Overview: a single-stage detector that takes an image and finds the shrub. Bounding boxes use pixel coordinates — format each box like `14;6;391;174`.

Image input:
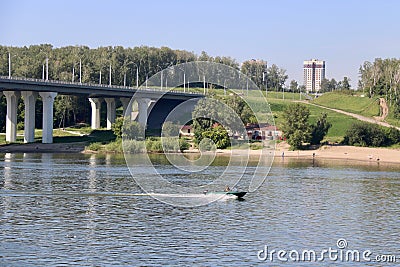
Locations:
343;122;389;147
386;127;400;145
179;139;190;151
111;117;124;138
104;140;122;152
161;137;180;152
86;142;102;151
123;140;145;153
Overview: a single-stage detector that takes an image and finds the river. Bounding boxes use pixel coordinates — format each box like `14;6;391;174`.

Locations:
1;153;399;266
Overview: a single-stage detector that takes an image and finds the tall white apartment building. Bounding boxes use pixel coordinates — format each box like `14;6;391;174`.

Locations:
303;59;325;93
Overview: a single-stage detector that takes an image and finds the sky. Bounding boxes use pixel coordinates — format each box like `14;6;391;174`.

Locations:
1;0;400;87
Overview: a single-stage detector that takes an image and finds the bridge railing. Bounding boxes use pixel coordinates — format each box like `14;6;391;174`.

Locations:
0;76;203;96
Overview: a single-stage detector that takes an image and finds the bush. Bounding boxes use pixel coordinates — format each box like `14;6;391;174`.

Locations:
161;137;180;152
104;140;123;152
198;138;216;151
146;138;163;152
122;120;145;140
386;127;400;145
179;139;190;151
123;140;145;153
111;117;124;138
343;122;391;147
86;142;102;151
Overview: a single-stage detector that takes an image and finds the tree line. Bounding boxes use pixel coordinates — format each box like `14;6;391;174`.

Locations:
359;58;400;118
240;59;288;91
1;44;286;131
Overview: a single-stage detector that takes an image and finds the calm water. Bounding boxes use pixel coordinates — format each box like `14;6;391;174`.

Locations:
1;153;399;266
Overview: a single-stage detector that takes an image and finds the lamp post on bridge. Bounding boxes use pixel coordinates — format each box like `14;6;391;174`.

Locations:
7;52;18;79
159;62;174;91
122;61;135;87
8;52;11;79
133;63;139;89
109;63;112;86
46;57;49;81
71;59;82;83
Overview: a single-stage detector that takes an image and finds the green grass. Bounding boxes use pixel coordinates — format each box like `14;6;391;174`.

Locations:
0;127;115;145
240;92;359;143
385;112;400;128
312;92;380;117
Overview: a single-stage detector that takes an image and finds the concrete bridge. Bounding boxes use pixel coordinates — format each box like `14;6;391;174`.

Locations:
0;76;202;143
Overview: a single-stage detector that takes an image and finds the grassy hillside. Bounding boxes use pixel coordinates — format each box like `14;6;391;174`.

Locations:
312;92;380;118
240;90;358;143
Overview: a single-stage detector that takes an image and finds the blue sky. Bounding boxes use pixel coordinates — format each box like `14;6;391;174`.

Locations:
1;0;400;87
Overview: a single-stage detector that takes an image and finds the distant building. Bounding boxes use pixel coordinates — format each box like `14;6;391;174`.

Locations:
245;123;282;140
179;125;194;137
303;59;325;93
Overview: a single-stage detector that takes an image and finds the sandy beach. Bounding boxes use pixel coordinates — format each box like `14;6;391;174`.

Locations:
274;142;400;164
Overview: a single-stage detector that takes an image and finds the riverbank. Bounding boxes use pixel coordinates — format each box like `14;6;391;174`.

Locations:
1;141;399;164
274;142;400;164
0;142;86;153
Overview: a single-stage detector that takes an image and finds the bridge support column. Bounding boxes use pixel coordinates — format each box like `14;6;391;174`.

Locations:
4;91;20;142
89;98;102;129
39;92;57;143
120;97;131;118
136;98;151;127
21;91;38;143
104;98;116;130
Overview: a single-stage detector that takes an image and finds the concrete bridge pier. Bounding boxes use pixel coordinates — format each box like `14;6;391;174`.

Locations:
89;98;102;129
136;98;152;127
39;92;57;143
21;91;38;143
104;98;116;130
3;91;20;142
120;97;131;119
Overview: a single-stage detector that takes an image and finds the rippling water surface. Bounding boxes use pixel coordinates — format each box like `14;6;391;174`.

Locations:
1;153;399;266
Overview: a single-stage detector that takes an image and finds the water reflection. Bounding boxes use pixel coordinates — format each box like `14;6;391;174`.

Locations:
0;153;399;266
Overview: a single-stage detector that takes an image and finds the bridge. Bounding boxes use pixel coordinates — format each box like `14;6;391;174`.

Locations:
0;76;203;143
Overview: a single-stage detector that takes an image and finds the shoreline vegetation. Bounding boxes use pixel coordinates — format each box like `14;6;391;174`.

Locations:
1;139;399;164
1;88;399;164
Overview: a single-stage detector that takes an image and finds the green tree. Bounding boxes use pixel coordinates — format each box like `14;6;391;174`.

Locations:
289;80;298;92
341;77;351;90
201;125;230;149
111;117;124;138
161;121;180;137
240;59;267;89
266;64;288;91
310;113;332;145
122;120;145;140
281;103;311;150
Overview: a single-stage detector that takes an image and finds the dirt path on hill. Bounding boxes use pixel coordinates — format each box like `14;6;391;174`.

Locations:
303;102;400;130
374;98;389;121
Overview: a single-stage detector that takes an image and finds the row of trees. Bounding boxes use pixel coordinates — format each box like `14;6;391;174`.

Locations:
240;59;288;91
1;45;240;86
320;77;351;92
0;45;282;130
359;58;400;107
